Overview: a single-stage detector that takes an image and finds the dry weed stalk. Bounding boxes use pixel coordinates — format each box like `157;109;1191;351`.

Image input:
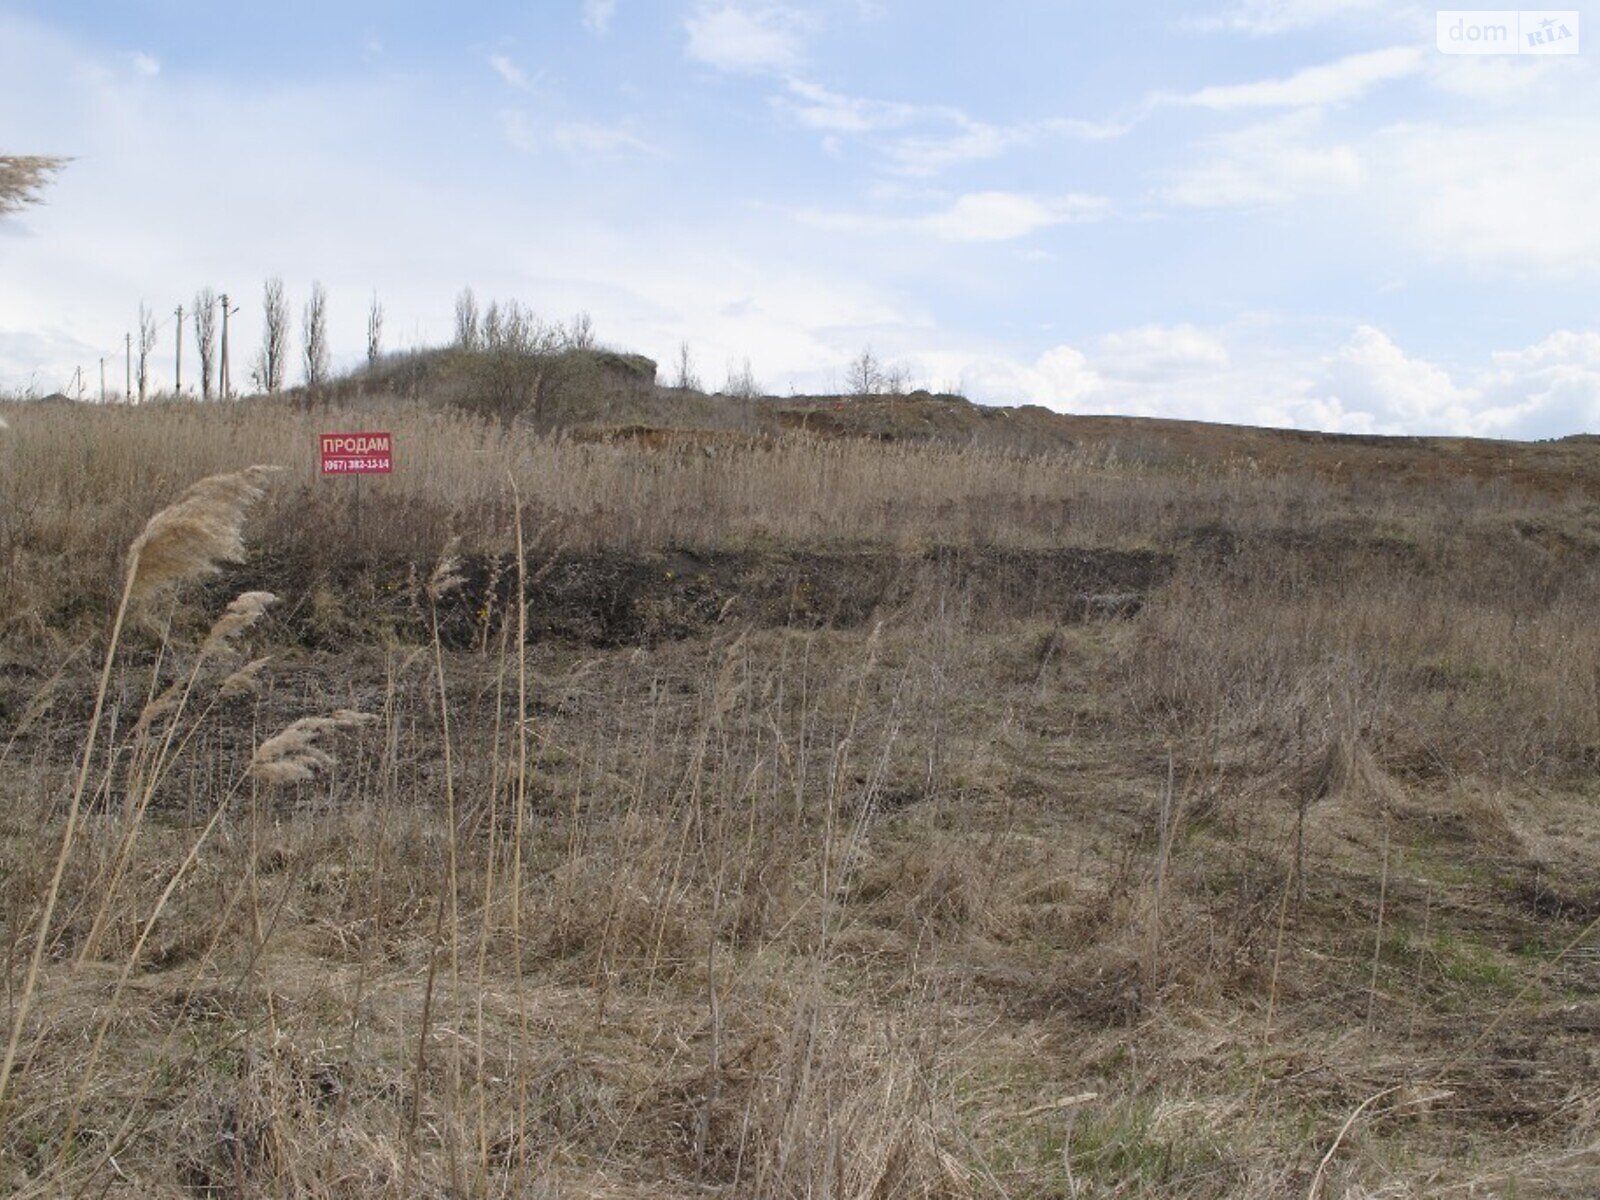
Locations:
80;590;280;962
0;465;281;1113
415;537;467;1192
510;479;539;1175
129;593;276;737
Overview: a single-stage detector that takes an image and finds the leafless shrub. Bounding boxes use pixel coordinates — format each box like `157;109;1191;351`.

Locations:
847;347;882;398
566;311;596;351
673;341;702;392
463;298;565;426
848;347;911;397
725;357;761;400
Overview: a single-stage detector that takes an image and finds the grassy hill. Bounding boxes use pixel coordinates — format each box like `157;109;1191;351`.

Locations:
1;370;1599;1197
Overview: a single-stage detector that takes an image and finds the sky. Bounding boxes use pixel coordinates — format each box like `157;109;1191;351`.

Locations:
2;0;1598;437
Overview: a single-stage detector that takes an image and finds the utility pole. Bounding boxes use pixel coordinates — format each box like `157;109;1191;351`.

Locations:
100;357;106;404
174;304;184;396
124;333;132;402
219;293;233;399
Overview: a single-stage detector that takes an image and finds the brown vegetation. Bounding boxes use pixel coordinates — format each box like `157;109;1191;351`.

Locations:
0;155;67;216
2;388;1599;1197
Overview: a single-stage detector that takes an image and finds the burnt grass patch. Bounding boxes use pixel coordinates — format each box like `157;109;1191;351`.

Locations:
219;544;1175;651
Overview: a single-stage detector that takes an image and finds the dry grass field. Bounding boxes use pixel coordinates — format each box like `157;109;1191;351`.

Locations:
2;385;1600;1198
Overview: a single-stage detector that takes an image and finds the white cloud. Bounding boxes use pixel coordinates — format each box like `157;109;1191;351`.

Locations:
1373;119;1600;279
800;191;1110;242
883;122;1028;176
1162;80;1600;274
920;192;1108;241
1200;0;1396;36
1178;45;1423;110
776;79;1125;176
1034;346;1102;402
780;79;935;134
1306;327;1600;437
131;51;160;77
582;0;618;35
936;346;1103;408
913;322;1288;421
1476;332;1600;435
1320;325;1475;430
488;53;528;89
1096;324;1232;377
906;321;1600;439
1162;110;1363;208
685;3;807;74
498;109;659;157
550;120;660;157
1426;55;1565;101
0;329;109;397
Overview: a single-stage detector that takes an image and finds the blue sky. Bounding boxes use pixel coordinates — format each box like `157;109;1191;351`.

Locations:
2;0;1598;435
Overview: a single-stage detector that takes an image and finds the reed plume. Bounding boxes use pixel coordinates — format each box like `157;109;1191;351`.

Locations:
200;590;278;655
128;466;281;606
220;655;272;698
427;537;466;602
251;709;377;784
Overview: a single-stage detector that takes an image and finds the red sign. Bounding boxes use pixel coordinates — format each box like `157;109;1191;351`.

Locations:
320;431;392;475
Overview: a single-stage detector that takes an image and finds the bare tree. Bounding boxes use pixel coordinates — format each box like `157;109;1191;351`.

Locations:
302;281;329;387
255;277;289;393
455;287;480;350
846;347;883;398
193;288;218;400
673;341;701;392
467;298;565;427
0;155;67;217
366;292;384;367
566;311;596;351
137;303;157;403
724;358;760;401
